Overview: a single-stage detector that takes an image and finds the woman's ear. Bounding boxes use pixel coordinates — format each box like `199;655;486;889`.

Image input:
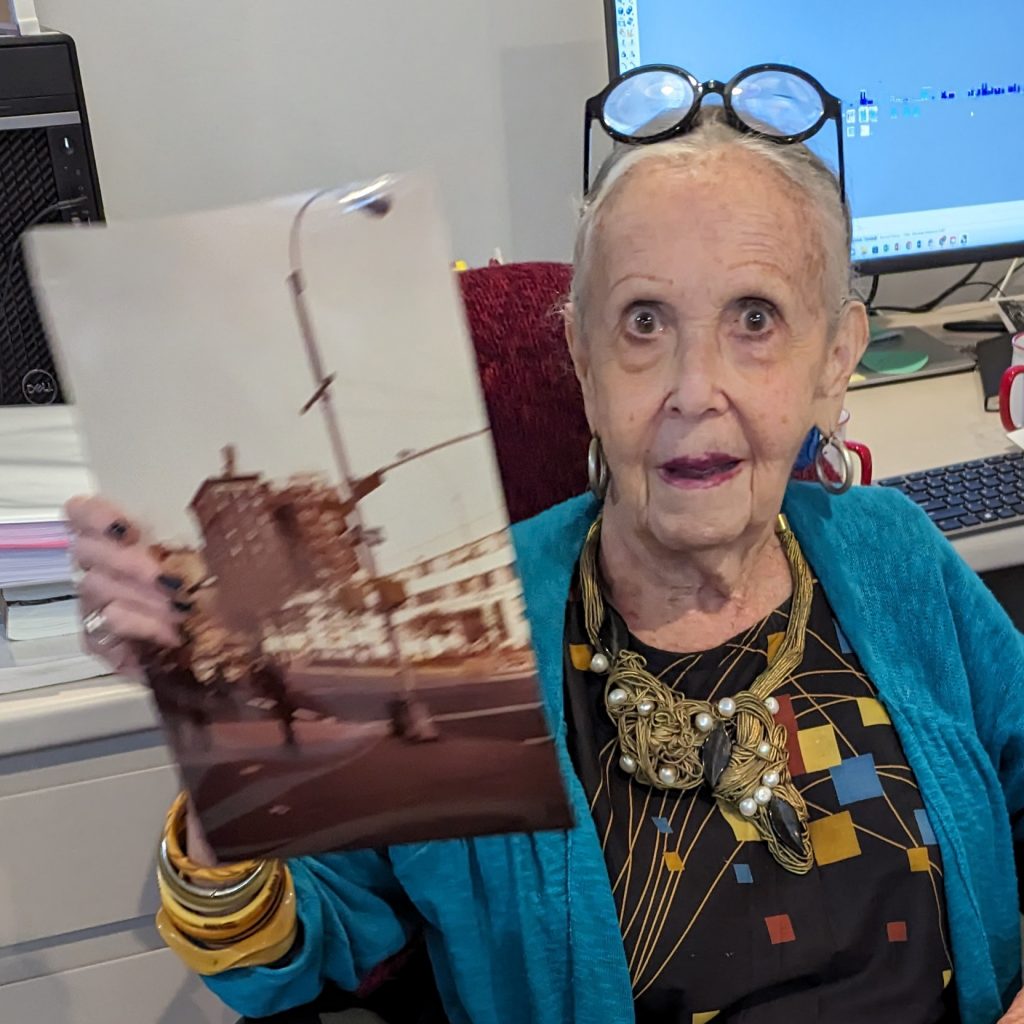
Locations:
820;300;870;401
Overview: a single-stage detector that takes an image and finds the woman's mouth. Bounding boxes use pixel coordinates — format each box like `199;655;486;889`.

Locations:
657;454;743;490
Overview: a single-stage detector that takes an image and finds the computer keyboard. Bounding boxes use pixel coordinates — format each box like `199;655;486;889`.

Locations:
877;450;1024;539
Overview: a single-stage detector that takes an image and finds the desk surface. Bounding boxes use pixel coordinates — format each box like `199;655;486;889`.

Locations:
846;300;1024;574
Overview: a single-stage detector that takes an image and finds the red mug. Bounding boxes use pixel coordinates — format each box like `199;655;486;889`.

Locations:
844;440;873;485
999;332;1024;432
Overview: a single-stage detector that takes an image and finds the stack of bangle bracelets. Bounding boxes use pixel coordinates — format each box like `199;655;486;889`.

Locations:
154;792;298;976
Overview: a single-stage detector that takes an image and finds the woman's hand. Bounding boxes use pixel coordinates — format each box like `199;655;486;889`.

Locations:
183;793;219;868
1000;989;1024;1022
67;495;220;866
66;495;185;678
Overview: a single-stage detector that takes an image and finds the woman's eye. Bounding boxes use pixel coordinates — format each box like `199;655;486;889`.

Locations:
626;305;662;337
737;300;777;335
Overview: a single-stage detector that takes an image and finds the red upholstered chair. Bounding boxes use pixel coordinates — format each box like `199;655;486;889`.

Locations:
456;262;858;524
238;264;587;1024
458;262;591;523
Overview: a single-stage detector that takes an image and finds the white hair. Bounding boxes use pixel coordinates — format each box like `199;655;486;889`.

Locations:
571;111;853;334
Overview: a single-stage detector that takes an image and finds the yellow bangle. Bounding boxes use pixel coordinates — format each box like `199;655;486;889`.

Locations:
158;867;283;944
157;910;298;976
155;866;298;976
164;792;261;884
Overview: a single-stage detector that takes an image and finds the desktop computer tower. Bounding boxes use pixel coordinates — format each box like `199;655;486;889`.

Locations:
0;30;103;405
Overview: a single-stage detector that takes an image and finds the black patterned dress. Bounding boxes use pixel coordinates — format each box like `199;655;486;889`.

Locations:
564;576;959;1023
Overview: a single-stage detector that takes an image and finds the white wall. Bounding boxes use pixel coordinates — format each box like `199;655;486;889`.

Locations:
34;0;607;266
33;1;1010;307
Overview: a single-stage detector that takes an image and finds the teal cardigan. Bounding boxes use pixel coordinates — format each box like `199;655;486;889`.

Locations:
207;484;1024;1024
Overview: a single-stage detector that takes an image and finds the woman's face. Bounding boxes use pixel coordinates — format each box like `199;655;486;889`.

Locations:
568;150;868;556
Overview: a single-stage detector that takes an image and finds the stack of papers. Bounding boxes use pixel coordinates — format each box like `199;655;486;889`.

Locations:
0;405;93;522
0;520;74;588
0;405;111;693
2;581;79;640
0;629;109;695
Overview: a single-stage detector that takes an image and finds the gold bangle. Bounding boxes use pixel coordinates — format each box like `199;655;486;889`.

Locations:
156;866;298;976
156;867;268;917
160;866;281;939
158;868;283;944
164;792;261;884
158;837;274;910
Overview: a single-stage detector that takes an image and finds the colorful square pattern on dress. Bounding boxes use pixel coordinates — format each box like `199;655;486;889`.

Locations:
720;803;759;842
733;863;753;884
765;913;796;944
774;694;805;776
943;970;953;989
907;847;931;873
857;696;892;727
692;1013;720;1024
798;723;843;773
830;753;884;805
809;810;862;866
663;851;684;872
915;808;937;846
887;921;908;943
568;644;592;671
652;816;673;835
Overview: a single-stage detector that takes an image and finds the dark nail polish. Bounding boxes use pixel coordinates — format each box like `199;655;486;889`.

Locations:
172;599;194;614
158;574;184;591
106;521;129;540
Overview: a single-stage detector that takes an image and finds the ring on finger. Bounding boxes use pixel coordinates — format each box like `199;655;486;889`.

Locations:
83;608;118;648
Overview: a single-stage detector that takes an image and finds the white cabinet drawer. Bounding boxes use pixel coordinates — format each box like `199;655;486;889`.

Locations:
0;764;178;946
0;947;237;1024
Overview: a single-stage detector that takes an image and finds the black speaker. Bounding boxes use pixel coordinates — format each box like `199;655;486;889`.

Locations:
0;30;103;405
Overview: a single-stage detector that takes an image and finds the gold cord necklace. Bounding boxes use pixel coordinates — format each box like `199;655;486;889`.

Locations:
578;513;815;874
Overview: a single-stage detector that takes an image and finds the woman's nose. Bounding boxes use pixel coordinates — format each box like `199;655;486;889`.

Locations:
666;335;727;417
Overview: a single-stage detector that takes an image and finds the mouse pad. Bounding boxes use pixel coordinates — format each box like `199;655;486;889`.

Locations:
851;326;975;389
860;348;930;375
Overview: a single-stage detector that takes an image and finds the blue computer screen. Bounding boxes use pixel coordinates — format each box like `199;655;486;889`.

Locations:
612;2;1024;265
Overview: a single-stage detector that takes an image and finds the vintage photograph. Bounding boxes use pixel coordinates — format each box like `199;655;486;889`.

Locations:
28;175;570;860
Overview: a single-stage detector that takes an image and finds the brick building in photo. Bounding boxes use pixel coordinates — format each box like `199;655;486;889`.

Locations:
184;448;525;670
189;447;367;641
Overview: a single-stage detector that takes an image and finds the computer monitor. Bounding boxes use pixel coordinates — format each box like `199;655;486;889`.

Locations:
604;2;1024;277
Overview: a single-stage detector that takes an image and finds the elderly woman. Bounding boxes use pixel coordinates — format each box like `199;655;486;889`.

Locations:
68;69;1024;1024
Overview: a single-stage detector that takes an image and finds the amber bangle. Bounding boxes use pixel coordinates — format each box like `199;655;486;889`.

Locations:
157;912;298;976
156;866;298;976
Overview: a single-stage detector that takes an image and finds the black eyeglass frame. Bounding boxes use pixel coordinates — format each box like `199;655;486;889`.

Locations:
583;62;846;200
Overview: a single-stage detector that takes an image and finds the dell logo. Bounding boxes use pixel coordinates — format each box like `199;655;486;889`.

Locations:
22;369;58;405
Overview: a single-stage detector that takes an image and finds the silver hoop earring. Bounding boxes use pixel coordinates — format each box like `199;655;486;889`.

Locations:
814;431;854;496
588;435;609;499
